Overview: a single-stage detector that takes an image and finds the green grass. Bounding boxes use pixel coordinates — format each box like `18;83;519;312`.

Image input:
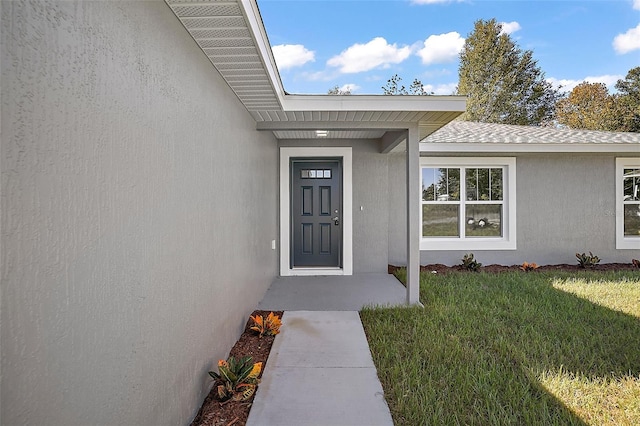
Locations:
361;270;640;425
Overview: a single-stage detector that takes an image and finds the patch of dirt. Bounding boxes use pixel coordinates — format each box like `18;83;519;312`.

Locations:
389;262;640;275
190;310;283;426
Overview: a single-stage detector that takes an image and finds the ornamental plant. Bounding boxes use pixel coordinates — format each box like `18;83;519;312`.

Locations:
208;356;262;401
576;252;601;269
461;253;482;272
520;262;539;272
250;312;282;337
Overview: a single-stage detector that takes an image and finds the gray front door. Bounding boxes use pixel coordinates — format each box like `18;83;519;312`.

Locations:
291;159;342;267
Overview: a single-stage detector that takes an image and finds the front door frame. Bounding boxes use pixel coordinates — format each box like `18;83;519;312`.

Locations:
280;147;353;276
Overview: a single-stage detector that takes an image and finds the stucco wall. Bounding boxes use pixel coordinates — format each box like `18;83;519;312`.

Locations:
388;153;408;267
1;1;278;424
389;153;640;266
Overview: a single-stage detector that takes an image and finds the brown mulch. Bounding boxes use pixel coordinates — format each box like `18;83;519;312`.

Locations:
389;262;640;275
190;310;283;426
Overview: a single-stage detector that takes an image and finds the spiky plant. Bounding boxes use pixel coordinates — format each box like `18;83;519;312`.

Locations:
208;356;262;401
576;252;600;269
461;253;482;272
250;312;282;338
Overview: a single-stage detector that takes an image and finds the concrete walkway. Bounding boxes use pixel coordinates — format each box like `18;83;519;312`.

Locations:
246;311;394;426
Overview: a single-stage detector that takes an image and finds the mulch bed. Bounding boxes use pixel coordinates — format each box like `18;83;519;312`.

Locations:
389;262;640;275
190;310;283;426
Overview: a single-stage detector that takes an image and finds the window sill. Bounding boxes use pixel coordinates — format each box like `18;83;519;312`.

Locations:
421;238;517;251
616;237;640;250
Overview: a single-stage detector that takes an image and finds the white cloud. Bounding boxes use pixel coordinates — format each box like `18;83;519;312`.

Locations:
547;75;623;92
339;83;361;93
272;44;315;70
423;82;458;95
499;21;521;35
613;23;640;54
634;0;640;11
416;32;465;65
327;37;412;73
300;70;334;82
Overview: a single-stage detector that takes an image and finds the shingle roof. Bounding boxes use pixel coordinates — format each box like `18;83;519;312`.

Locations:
423;120;640;145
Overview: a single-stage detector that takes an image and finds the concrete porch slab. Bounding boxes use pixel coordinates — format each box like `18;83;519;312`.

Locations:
257;273;406;311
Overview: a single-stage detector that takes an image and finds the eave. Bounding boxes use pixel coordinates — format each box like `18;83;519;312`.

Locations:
165;0;466;142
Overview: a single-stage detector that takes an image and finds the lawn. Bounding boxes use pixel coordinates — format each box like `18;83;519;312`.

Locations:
361;270;640;425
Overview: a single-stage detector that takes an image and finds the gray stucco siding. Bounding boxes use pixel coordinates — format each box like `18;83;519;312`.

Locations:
2;1;277;425
388;152;640;266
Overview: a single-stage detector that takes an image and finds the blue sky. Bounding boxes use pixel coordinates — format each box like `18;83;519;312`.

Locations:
258;0;640;95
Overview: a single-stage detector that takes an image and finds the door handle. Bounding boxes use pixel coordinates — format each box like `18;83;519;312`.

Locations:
332;216;340;226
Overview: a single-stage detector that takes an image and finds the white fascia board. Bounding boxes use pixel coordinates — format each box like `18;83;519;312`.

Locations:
241;1;467;116
421;143;640;153
257;121;418;131
239;0;286;102
281;95;467;112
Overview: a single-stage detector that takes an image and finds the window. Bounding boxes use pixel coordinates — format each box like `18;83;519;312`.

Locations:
420;157;516;250
616;158;640;249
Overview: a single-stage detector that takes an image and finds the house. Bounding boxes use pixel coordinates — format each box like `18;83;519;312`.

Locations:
1;0;465;424
403;121;640;267
3;0;639;424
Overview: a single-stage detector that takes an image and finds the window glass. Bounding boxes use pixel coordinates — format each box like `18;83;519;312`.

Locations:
624;205;640;236
616;160;640;248
466;168;503;201
622;167;640;237
623;168;640;201
422;164;506;240
490;168;503;200
422;204;459;237
422;168;460;201
420;158;515;250
465;205;502;237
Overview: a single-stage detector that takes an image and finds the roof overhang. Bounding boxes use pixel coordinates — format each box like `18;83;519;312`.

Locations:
422;121;640;153
165;0;466;143
422;143;640;153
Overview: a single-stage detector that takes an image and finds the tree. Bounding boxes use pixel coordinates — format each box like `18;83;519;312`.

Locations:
614;67;640;132
382;74;407;95
382;74;431;95
327;85;352;95
555;82;619;131
457;19;560;125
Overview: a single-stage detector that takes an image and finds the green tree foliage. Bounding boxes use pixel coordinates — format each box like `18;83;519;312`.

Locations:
457;19;560;125
614;67;640;132
555;82;619;131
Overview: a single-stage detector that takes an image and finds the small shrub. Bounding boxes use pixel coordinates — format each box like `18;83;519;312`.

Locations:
632;259;640;269
520;261;539;272
576;252;600;269
208;356;262;401
461;253;482;272
250;312;282;337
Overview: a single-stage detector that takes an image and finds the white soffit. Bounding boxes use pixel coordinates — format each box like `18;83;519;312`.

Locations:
166;0;283;110
165;0;467;139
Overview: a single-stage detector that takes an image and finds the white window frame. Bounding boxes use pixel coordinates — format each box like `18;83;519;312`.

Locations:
420;157;517;251
616;158;640;250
